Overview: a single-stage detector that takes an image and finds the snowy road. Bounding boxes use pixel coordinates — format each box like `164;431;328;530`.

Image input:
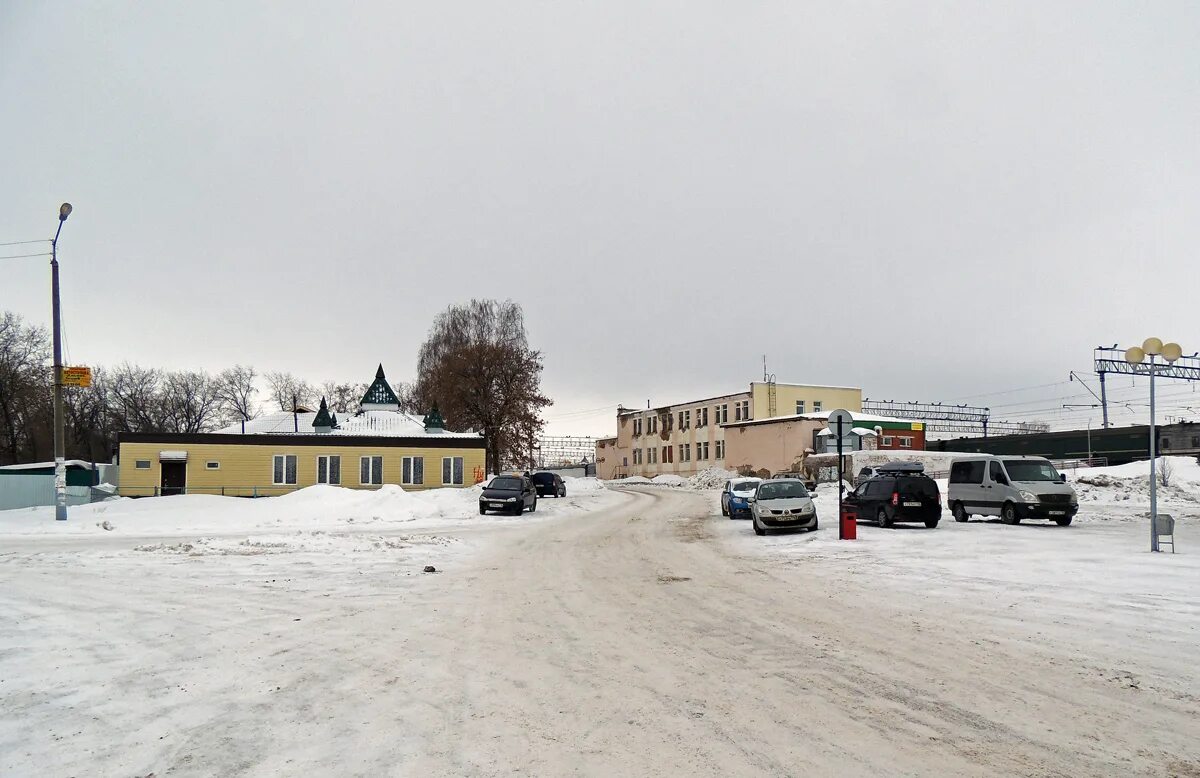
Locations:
2;486;1198;776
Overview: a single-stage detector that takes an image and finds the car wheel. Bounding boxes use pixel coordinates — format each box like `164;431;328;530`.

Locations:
1001;502;1020;525
529;498;537;513
924;518;939;528
1055;516;1073;526
952;503;969;522
810;519;819;532
478;505;487;515
877;507;892;528
721;501;729;517
753;514;766;536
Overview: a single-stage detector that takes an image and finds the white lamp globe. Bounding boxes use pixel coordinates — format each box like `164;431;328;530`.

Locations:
1162;342;1183;362
1143;337;1164;355
1125;346;1145;365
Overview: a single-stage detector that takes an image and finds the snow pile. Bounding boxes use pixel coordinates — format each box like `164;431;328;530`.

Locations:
687;468;738;490
650;474;687;486
0;476;618;537
1072;457;1200;507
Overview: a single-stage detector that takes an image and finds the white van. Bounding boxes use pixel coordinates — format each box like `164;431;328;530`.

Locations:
947;455;1078;526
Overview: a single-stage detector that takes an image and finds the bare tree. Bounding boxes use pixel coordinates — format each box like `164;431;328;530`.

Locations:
1159;456;1174;487
159;371;222;433
106;363;165;432
0;312;50;464
265;371;316;411
318;381;367;414
215;365;259;425
411;299;551;474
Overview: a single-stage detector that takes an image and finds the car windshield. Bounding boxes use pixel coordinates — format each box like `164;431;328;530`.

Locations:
1001;460;1061;482
489;477;522;490
731;480;759;493
756;482;810;500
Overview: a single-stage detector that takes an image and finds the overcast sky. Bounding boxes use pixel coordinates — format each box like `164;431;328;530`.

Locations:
3;2;1198;437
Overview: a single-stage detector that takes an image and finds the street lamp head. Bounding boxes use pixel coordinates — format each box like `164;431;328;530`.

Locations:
1142;337;1163;356
1162;342;1183;363
58;203;72;221
1125;346;1145;365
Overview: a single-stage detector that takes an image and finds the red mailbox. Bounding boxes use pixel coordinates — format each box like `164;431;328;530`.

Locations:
840;505;857;540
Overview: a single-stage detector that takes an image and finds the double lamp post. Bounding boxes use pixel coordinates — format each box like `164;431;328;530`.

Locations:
1123;337;1183;552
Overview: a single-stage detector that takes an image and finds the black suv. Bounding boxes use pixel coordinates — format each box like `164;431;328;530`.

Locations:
479;475;538;515
531;472;567;498
848;464;941;528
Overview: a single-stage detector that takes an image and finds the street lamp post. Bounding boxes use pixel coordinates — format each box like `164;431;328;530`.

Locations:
51;202;72;521
1124;337;1183;552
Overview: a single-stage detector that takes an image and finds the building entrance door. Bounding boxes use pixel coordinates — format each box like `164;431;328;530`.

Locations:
160;462;186;496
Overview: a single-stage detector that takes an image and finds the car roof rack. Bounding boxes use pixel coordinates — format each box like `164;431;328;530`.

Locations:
874;462;925;474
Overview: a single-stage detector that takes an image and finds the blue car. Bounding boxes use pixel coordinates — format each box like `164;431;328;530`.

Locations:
721;478;763;519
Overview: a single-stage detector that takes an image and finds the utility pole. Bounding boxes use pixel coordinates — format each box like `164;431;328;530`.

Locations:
51;203;73;521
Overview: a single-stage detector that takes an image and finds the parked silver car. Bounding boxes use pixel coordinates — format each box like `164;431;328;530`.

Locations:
947;455;1078;525
749;478;818;535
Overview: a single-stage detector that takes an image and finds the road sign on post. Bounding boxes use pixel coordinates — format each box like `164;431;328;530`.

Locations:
62;366;91;387
826;409;853;540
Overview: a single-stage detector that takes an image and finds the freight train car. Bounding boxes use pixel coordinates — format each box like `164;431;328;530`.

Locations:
929;422;1199;465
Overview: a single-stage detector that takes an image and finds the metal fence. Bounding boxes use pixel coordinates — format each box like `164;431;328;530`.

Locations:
0;475;95;511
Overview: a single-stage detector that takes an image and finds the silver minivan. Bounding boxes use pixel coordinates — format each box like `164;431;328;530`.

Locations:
947;455;1078;525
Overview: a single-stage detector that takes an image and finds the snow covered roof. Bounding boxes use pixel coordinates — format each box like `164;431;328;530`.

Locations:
0;459;98;471
816;427;879;437
724;410;921;428
214;410;481;439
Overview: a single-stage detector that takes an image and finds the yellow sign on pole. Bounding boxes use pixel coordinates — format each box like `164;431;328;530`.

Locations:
62;366;91;387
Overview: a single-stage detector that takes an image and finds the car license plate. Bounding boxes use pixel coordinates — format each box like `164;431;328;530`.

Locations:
903;501;921;507
1049;510;1065;516
490;502;504;508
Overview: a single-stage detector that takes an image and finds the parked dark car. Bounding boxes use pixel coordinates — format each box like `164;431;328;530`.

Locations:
848;466;941;528
531;471;567;498
479;475;538;515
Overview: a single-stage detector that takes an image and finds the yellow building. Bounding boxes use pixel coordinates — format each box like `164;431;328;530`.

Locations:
595;380;862;480
117;365;486;497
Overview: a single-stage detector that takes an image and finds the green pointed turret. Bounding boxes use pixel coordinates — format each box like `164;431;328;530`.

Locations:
312;397;335;432
360;364;401;410
423;405;446;432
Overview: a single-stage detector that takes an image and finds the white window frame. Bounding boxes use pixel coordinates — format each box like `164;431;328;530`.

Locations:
134;459;151;469
715;440;724;459
359;455;383;485
442;456;464;486
402;456;424;486
796;401;805;415
205;461;220;470
273;454;297;485
899;437;913;449
882;436;894;446
317;454;341;485
813;401;823;413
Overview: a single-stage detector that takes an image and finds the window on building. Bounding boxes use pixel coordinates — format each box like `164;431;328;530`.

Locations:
882;436;894;446
684;410;691;429
698;441;709;460
273;454;298;485
813;401;823;413
633;449;642;465
715;440;724;459
317;455;341;485
899;437;912;449
633;418;642;436
1161;438;1171;450
359;455;383;485
734;400;750;421
717;404;728;424
205;461;220;470
442;456;464;485
663;446;673;463
679;443;690;462
649;416;657;434
135;460;151;469
700;407;708;427
402;456;424;485
795;401;805;415
648;447;657;464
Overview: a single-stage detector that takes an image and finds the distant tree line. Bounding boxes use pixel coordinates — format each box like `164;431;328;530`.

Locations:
0;299;550;473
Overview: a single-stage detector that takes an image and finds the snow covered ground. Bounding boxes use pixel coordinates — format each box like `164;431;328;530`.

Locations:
0;476;619;540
